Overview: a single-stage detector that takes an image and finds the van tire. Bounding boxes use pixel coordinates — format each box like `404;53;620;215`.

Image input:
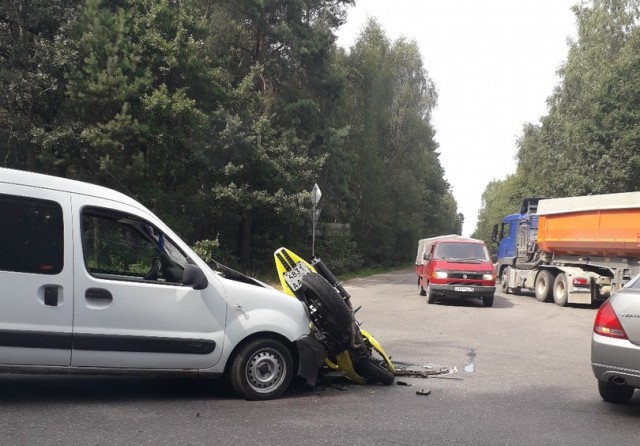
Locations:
229;338;293;400
426;284;436;304
482;295;494;307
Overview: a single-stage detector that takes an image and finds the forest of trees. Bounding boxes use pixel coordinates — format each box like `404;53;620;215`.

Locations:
474;0;640;250
0;0;462;274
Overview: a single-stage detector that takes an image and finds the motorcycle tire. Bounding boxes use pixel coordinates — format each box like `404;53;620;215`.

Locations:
351;331;395;386
300;272;354;352
353;354;395;386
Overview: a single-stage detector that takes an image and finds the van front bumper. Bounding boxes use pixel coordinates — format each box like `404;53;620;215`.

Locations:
295;335;326;388
430;284;496;298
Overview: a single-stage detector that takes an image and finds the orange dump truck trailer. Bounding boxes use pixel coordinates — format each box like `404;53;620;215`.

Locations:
493;192;640;306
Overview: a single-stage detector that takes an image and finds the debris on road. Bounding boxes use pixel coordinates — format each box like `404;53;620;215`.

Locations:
416;389;432;396
393;364;453;378
396;380;411;386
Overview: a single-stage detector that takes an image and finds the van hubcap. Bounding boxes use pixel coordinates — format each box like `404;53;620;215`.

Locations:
246;349;286;393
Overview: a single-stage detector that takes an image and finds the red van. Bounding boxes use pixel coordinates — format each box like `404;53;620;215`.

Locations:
415;235;496;307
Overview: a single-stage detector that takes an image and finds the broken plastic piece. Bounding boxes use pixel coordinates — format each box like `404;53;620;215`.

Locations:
394;366;451;378
416;389;431;396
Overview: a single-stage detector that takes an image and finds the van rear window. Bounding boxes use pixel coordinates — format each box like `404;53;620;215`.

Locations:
0;194;63;275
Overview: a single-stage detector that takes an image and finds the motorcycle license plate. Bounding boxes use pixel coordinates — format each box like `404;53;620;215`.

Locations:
454;286;474;292
283;262;311;292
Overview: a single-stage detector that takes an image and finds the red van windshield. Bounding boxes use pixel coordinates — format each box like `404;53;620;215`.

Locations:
434;242;489;261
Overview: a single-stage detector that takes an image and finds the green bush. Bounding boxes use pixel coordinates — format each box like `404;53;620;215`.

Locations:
314;232;363;276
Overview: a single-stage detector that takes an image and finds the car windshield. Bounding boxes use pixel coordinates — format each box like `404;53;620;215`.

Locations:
434;242;489;261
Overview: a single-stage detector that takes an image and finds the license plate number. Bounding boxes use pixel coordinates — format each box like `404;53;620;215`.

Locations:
454;286;474;293
283;262;312;292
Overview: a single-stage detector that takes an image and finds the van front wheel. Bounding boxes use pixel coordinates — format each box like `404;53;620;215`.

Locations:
230;338;293;400
426;284;436;304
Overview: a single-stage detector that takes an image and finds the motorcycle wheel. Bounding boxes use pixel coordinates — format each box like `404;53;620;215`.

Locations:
351;331;395;385
300;272;354;352
353;352;395;385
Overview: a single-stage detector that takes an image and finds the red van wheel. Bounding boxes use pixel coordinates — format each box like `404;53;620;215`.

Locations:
426;284;436;304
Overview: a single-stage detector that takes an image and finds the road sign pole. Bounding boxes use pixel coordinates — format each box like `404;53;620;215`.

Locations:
311;183;322;258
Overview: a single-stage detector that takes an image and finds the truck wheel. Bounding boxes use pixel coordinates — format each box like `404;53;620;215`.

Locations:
501;268;510;294
229;338;293;400
419;279;426;296
426;284;436;304
553;273;569;306
482;294;494;307
534;270;554;302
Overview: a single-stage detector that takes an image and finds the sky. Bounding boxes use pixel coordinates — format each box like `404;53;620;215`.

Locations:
335;0;579;236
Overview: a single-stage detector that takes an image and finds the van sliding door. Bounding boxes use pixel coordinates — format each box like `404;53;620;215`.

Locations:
0;188;73;366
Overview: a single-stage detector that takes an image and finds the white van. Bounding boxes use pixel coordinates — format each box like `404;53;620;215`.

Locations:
0;168;324;400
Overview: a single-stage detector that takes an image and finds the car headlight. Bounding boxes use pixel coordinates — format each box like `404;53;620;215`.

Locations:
433;271;448;279
482;273;494;281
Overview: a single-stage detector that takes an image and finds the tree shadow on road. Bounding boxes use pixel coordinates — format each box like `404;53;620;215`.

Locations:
0;373;357;404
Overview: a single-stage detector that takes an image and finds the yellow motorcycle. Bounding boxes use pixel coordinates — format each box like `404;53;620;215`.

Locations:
274;247;395;385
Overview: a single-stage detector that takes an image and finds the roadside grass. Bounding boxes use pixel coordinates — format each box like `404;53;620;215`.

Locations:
338;262;414;281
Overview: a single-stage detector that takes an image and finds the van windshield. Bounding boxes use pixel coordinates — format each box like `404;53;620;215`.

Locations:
434;242;489;261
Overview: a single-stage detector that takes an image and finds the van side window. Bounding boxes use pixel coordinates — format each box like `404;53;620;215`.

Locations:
81;208;187;283
0;194;63;275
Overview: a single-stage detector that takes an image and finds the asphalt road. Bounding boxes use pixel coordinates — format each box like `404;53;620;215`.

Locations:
2;269;639;445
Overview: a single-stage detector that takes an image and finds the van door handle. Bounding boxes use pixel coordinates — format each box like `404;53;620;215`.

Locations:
44;286;59;306
85;288;113;300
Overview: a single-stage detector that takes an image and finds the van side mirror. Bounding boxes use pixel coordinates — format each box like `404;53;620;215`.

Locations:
183;264;208;290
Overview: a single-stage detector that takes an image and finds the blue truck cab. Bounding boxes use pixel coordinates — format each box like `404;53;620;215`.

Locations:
492;198;542;282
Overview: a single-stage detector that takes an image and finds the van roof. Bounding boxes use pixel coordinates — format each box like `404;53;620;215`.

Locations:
417;234;484;244
0;167;148;212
